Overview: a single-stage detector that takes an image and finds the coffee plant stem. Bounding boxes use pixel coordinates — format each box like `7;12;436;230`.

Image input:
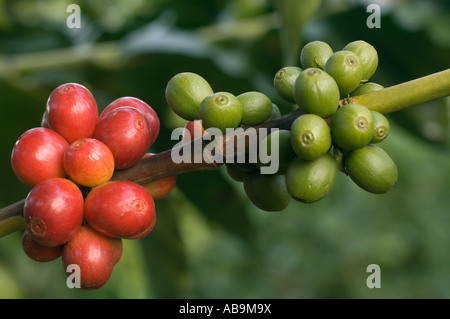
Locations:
351;68;450;114
1;69;449;238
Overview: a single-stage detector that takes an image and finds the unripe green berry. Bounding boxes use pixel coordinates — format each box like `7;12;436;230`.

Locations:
370;111;390;143
274;66;303;103
293;68;340;118
285;154;338;203
332;145;346;173
345;144;397;194
330;103;373;151
343;40;378;82
351;82;384;96
244;173;290;212
257;129;296;175
237;91;273;125
290;114;332;160
300;41;333;70
225;163;257;182
199;92;243;133
325;50;363;98
165;72;214;120
268;103;282;120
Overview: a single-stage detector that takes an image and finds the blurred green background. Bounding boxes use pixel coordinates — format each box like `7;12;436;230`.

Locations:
0;0;449;299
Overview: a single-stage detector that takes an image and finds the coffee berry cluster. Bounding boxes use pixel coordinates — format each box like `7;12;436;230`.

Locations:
11;83;176;289
165;40;397;212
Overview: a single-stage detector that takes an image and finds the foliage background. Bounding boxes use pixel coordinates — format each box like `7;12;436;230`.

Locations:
0;0;449;298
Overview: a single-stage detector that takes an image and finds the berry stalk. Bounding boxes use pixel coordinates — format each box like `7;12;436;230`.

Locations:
1;69;449;238
349;68;450;114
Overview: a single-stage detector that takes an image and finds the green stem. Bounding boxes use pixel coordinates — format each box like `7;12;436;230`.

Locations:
351;69;450;114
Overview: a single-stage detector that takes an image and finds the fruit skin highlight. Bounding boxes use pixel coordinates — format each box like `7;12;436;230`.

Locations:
343;40;379;82
46;83;98;144
23;178;84;247
293;68;340;119
62;225;115;290
330;103;373;151
84;181;156;239
286;154;338;203
244;173;290;212
290;114;332;161
94;107;150;169
300;41;334;70
345;144;398;194
237;91;273;126
99;96;160;147
11;127;69;187
63;138;115;188
166;72;214;121
199;92;243;133
325;50;363;98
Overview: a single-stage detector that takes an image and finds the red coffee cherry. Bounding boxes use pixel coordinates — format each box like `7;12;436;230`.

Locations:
110;237;123;265
64;138;115;187
23;178;84;247
94;107;151;169
22;230;63;262
126;213;156;239
11;127;69;186
141;153;176;200
99;96;160;147
84;181;155;238
46;83;98;144
62;225;114;290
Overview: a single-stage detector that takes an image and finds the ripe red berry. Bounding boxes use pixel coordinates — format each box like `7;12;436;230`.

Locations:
22;230;63;262
84;181;155;239
126;214;156;239
23;178;84;247
64;138;115;187
141;153;176;200
110;237;123;265
182;120;206;144
94;107;151;169
62;225;114;290
11;127;69;186
99;97;160;147
46;83;98;144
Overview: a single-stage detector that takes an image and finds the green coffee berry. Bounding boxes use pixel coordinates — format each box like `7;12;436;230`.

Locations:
199;92;243;133
290;114;331;160
345;144;398;194
293;68;340;118
165;72;214;120
268;103;282;120
225;163;257;182
237;91;273;125
257;129;296;175
244;173;291;212
343;40;378;82
325;50;363;98
332;145;346;173
274;66;303;103
370;111;390;143
351;82;384;96
300;41;334;70
285;154;338;203
330;103;373;151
